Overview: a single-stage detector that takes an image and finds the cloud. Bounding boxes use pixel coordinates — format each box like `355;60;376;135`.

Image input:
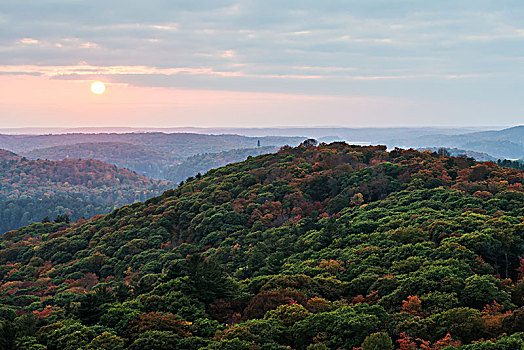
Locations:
0;64;235;77
150;23;178;31
0;64;487;84
350;73;485;81
220;50;236;58
0;64;328;81
79;42;99;49
19;38;40;45
1;0;524;126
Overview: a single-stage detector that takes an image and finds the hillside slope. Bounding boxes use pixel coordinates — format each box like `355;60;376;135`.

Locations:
0;143;523;349
0;150;172;233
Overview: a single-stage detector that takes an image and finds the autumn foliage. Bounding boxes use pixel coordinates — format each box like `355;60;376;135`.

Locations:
0;143;522;348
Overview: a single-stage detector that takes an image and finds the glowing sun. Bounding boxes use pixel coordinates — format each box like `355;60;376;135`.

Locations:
90;81;106;95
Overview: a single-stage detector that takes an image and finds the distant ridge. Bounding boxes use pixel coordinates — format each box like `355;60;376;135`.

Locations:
391;125;524;159
0;125;499;136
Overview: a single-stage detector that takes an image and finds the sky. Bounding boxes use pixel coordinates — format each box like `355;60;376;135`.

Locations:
1;0;523;128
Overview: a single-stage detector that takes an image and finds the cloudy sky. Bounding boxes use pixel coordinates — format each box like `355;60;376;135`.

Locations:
1;0;523;127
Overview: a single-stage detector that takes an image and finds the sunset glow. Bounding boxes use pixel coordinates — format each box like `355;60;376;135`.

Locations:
1;2;523;127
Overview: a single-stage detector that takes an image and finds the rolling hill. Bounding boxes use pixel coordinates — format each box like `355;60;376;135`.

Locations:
0;149;172;233
21;142;177;179
0;142;522;349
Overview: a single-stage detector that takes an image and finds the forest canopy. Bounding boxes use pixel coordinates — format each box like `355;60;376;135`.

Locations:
0;142;523;349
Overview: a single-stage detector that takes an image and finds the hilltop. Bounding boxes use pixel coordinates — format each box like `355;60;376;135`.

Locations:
0;143;523;349
0;149;22;161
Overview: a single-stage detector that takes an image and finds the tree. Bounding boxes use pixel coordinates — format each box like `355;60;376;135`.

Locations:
300;139;318;148
292;304;390;349
53;213;70;224
182;254;236;303
127;312;191;341
461;275;509;309
0;321;16;350
128;330;180;350
87;332;124;350
361;332;394;350
402;296;424;316
437;148;450;156
244;290;307;319
433;307;484;343
45;321;97;350
15;336;46;350
265;303;312;327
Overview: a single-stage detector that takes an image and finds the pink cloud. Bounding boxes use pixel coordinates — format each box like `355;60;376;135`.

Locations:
0;64;326;80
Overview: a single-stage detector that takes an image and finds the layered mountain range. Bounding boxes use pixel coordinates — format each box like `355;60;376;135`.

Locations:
0;133;303;179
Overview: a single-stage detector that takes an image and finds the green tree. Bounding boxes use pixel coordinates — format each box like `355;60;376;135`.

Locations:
265;303;312;328
87;332;124;350
361;332;394;350
128;330;179;350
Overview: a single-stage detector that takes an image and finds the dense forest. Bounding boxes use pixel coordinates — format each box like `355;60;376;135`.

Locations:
0;150;171;233
0;142;523;349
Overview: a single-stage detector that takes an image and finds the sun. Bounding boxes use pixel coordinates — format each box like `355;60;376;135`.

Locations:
90;81;106;95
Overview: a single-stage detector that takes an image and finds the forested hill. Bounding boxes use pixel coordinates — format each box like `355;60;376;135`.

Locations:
0;150;172;233
0;143;523;349
21;142;176;180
